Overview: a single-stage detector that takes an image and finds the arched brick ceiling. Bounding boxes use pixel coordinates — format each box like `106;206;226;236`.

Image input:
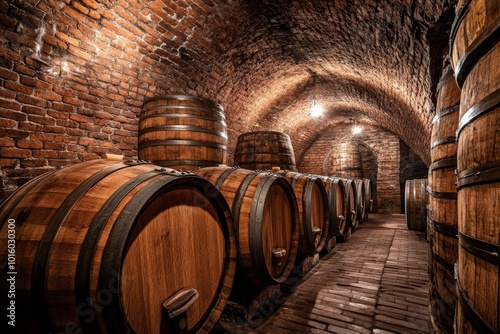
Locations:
1;0;456;167
142;0;455;165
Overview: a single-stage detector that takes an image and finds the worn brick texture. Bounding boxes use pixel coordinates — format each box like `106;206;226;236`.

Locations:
249;214;429;334
0;0;455;200
299;124;402;214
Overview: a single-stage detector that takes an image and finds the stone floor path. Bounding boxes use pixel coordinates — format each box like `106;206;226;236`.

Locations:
249;213;429;334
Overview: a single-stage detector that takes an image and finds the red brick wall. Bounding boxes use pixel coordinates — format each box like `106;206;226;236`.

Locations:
0;1;450;201
298;124;402;214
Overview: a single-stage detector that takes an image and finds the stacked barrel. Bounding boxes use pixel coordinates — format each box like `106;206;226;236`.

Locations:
427;64;460;334
405;179;428;231
234;131;297;171
324;142;373;233
450;1;500;333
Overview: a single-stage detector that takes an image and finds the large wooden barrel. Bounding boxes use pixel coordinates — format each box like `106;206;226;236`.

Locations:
0;159;236;334
277;171;329;258
343;178;358;234
428;64;460;334
318;176;346;249
138;95;228;171
405;179;428;231
194;166;299;286
451;1;500;333
354;179;366;223
234;131;297;171
326;143;363;179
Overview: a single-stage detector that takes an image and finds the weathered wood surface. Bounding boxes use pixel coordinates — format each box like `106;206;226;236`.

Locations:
0;159;236;334
138;95;228;171
195;166;300;287
428;64;460;334
452;1;500;332
234;131;297;172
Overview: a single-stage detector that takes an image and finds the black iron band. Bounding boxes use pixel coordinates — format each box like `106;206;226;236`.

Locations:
214;167;238;190
139;110;226;124
32;163;129;333
429;190;457;200
0;168;60;230
75;170;162;333
452;12;500;88
432;104;459;125
457;88;500;137
457;280;496;334
429;157;457;171
138;125;228;138
459;232;500;266
431;136;457;148
429;219;458;239
432;251;455;272
449;0;472;54
457;160;500;189
436;66;455;94
138;139;227;150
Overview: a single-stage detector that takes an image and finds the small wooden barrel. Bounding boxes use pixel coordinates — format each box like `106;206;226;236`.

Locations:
138;95;228;170
234;131;297;171
405;179;428;231
0;159;236;334
343;178;358;234
363;178;373;218
451;1;500;332
354;179;366;223
428;64;459;334
195;166;299;286
318;176;346;249
327;143;363;179
277;171;329;258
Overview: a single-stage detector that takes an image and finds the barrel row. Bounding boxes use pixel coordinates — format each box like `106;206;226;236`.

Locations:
0;93;374;333
450;1;500;333
427;62;460;334
0;158;373;334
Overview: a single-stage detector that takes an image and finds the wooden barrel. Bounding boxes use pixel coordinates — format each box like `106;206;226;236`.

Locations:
138;95;228;171
363;178;373;219
428;64;459;334
195;166;299;286
318;176;346;250
405;179;428;231
327;143;363;179
277;171;329;258
451;1;500;333
0;159;236;334
343;178;358;234
354;179;366;223
234;131;297;171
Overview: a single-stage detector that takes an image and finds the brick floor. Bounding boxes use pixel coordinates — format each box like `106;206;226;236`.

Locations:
215;213;429;334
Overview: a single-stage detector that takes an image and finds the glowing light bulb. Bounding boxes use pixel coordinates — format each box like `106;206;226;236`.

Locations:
352;125;362;135
309;100;323;118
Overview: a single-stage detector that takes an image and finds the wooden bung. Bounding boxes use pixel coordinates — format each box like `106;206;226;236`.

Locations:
275;170;329;258
195;165;299;286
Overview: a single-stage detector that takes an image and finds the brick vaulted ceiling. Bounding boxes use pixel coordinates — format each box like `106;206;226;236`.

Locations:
1;0;457;173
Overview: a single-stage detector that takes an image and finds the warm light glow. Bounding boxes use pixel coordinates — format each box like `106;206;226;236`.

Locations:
352;125;362;135
309;100;323;118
